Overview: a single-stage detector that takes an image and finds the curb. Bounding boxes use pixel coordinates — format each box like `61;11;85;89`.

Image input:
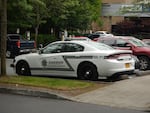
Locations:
0;87;70;100
137;70;150;76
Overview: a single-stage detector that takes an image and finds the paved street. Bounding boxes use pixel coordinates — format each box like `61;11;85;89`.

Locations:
0;93;146;113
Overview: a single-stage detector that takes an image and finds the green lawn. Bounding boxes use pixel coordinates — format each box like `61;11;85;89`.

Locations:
0;76;96;90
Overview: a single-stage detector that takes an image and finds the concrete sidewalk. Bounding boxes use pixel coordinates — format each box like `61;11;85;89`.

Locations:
72;75;150;111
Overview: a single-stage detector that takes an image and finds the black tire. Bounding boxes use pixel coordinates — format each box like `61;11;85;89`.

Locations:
107;74;119;82
77;62;98;81
16;61;31;76
138;56;150;70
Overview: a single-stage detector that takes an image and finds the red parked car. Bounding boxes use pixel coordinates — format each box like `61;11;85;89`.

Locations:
98;36;150;70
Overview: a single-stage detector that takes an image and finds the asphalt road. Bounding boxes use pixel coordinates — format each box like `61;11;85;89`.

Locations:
0;93;146;113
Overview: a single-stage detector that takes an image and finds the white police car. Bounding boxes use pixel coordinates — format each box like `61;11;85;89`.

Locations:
11;40;135;80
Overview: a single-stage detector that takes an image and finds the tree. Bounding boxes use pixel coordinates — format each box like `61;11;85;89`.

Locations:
87;0;102;26
7;0;102;41
44;0;101;36
52;0;92;30
27;0;49;46
7;0;49;44
0;0;7;76
0;0;2;53
7;0;32;33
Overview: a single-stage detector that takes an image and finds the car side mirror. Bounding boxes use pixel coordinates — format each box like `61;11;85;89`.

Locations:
38;49;43;54
38;44;43;49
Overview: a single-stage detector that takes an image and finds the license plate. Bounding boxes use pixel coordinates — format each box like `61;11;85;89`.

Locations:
125;63;130;68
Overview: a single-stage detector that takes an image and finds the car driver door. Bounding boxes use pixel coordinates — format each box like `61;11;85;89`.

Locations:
39;43;69;75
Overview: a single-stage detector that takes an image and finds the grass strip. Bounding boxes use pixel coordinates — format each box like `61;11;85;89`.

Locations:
0;76;95;90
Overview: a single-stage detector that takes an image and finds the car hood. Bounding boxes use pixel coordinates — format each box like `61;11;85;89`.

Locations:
132;46;150;56
135;46;150;52
15;52;39;59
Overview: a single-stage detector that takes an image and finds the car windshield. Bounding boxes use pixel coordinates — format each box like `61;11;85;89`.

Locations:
128;38;148;47
86;41;114;50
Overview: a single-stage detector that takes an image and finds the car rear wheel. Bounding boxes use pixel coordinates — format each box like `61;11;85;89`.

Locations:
16;61;31;76
77;62;98;81
138;56;150;70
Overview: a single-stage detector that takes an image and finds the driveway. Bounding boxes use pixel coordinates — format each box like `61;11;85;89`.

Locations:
72;75;150;111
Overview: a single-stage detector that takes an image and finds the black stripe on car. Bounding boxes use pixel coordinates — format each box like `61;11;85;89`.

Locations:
30;55;93;71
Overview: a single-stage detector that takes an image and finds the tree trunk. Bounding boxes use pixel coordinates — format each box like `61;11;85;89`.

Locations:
0;0;1;56
35;7;40;48
0;0;7;77
35;26;39;48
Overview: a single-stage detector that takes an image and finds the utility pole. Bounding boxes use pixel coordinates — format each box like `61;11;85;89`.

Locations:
0;0;7;76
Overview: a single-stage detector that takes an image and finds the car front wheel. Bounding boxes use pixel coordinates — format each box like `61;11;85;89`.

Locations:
138;56;150;70
16;61;31;76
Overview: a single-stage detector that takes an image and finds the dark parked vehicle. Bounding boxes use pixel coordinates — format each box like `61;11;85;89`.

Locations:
98;36;150;70
88;34;102;41
6;34;36;58
87;31;113;41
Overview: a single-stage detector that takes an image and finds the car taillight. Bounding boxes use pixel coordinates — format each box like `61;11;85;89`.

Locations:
105;54;120;59
105;54;131;59
34;41;36;48
93;38;98;41
16;40;20;48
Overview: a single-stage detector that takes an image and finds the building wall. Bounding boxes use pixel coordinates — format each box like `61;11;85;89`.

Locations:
99;16;124;32
95;0;127;32
96;0;150;32
102;0;134;4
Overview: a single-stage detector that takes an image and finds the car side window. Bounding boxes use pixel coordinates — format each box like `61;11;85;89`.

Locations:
63;43;84;52
116;39;128;47
42;43;64;54
88;34;100;40
103;39;115;46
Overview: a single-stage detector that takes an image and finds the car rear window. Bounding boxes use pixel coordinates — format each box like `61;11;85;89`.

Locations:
102;39;115;46
129;38;148;47
87;41;114;50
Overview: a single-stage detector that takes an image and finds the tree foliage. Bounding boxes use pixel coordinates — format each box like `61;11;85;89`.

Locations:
7;0;32;32
7;0;101;39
